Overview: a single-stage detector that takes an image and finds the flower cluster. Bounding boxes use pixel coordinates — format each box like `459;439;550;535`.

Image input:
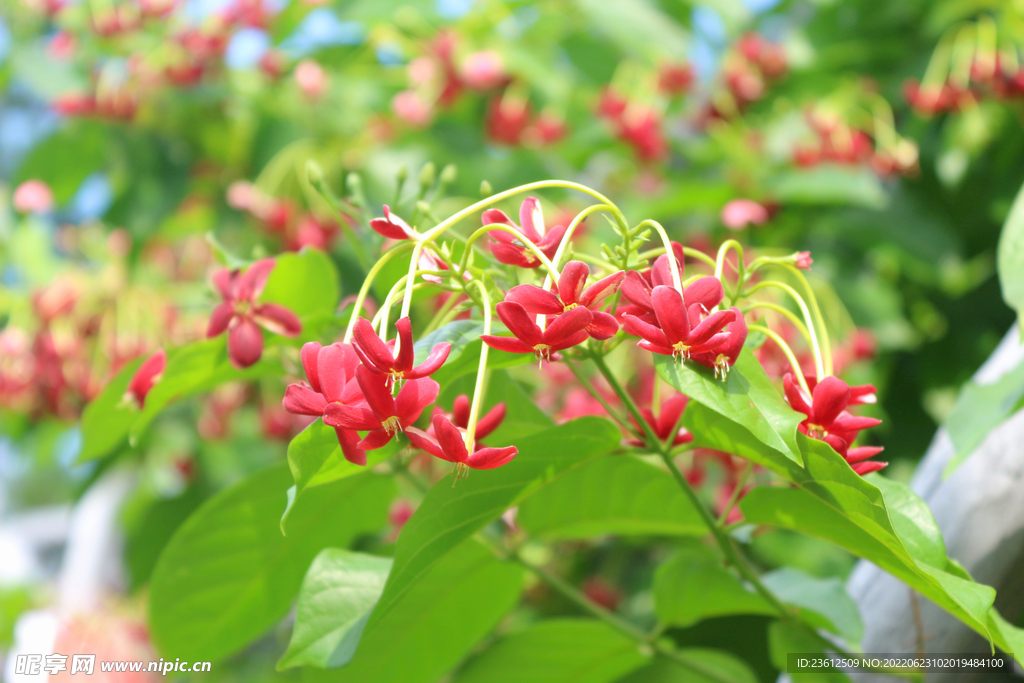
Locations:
227;182;342;252
701;33;787;123
793;107;919;177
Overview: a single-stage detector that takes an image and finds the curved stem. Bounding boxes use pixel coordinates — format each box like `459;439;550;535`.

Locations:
573;252;622;272
343;242;415;342
374;276;436;335
463;279;493;453
781;265;834;377
743;281;825;380
748;324;812;396
715;240;745;308
458;224;562;282
550;204;618;270
636;220;682;293
742;302;813;348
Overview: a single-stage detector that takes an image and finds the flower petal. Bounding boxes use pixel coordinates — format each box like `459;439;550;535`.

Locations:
549;329;591;352
357;428;394;451
212;268;235;300
481;335;535;354
466;445;518;469
336;428;367;465
238;258;276;301
126;349;166;408
323;403;379;430
227;317;263;368
542;305;593;345
505;285;563;315
475;402;506;439
396;377;440;427
811;376;850;427
369;205;415;240
405;426;450;460
579;270;625;309
537;224;567;259
407;342;451;379
657;394;689;438
651;253;683;289
495;301;543;347
783;374;812;416
623;313;670;348
394;317;416;374
620;270;653;312
586;311;620;340
519;197;544;242
846;445;885;464
557;261;589;306
481;208;515;227
283;384;327;416
433;414;469;463
851;461;887;475
301;342;323;393
491;242;540;268
651;285;690;345
353;317;396;374
317;343;353;403
356;364;396;421
682;276;725;312
254;303;301;337
207;302;235;338
686;308;735;347
452;395;471;427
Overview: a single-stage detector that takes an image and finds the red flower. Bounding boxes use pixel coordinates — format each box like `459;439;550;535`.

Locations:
370;205;417;240
505;261;624;340
626;393;693;447
124;349;166;408
439;394;507;445
406;413;518;471
482;302;592;362
623;284;735;361
483;197;567;269
823;435;887;475
689;306;747;377
323;365;439;450
283;341;369;465
207;259;301;369
351;317;451;384
617;247;689;321
783;374;885;475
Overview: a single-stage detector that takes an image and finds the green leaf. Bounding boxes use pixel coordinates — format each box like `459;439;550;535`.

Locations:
617;650;758;683
942;355;1024;475
766;166;887;209
277;549;392;670
518;455;705;538
129;338;284;445
997;177;1024;329
767;620;851;683
260;248;340;318
653;545;772;628
15;123;107;203
148;462;393;663
281;419;399;531
77;356;144;462
761;568;863;644
367;417;621;631
865;474;946;568
657;349;805;468
739;486;997;645
452;619;649;683
307;540;525;683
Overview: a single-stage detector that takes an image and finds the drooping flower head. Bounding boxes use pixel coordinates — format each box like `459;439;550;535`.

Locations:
483;197;567;269
623;283;735;363
283;341;368;465
504;261;624;339
626;393;693;448
406;413;518;477
370;205;418;240
482;302;592;363
436;394;507;447
689;306;747;378
207;259;301;369
124;348;166;409
323;365;439;450
352;317;451;386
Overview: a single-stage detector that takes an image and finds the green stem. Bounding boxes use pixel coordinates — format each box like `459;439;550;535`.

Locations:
343;242;415;342
636;220;683;293
743;281;825;380
742;302;813;349
748;324;812;396
716;462;752;527
463;279;493;453
781;265;834;376
458;224;562;282
564;358;631;431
